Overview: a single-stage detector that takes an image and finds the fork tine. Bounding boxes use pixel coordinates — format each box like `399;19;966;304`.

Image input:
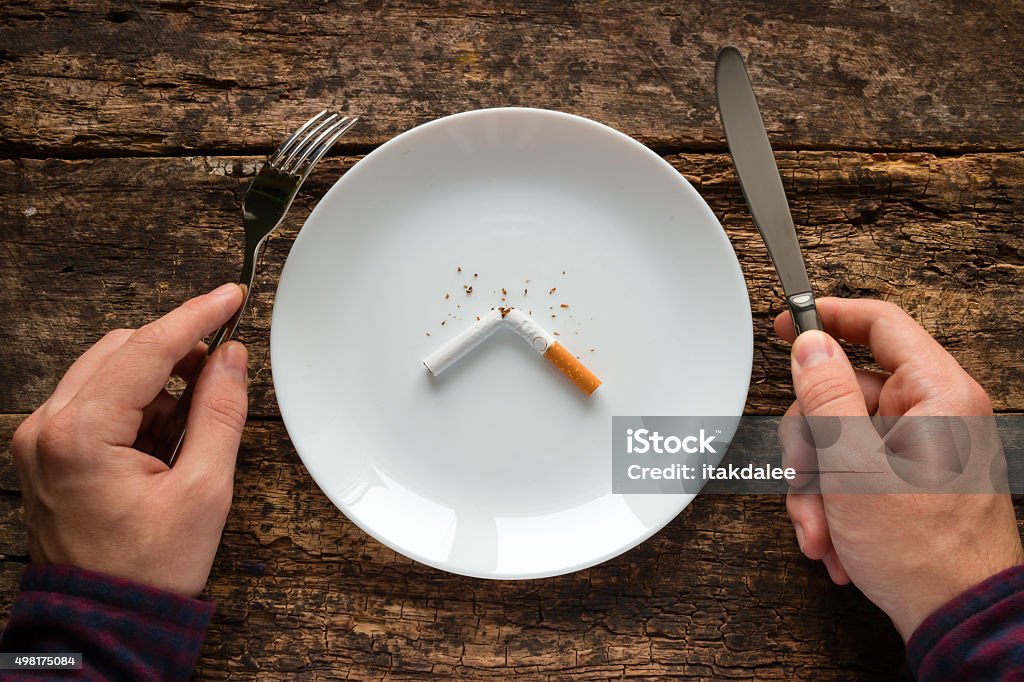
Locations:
276;113;339;170
296;115;360;173
269;109;329;165
287;116;357;175
279;114;347;174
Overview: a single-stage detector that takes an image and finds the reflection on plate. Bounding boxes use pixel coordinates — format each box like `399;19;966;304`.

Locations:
271;108;751;579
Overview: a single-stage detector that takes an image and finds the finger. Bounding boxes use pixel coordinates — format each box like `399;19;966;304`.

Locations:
792;331;872;418
175;341;248;493
780;369;886;489
780;400;818;488
787;491;831;560
853;369;886;415
791;330;888;483
822;547;851;585
74;284;243;442
41;329;135;419
172;342;209;385
133;389;178;454
774;298;957;375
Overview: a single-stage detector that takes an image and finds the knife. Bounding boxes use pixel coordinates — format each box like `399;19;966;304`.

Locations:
714;45;822;335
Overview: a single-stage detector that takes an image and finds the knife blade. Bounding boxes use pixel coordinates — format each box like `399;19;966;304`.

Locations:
714;45;822;335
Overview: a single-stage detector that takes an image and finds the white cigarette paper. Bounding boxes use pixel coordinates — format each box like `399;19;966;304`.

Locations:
423;308;503;375
502;308;555;353
423;307;602;395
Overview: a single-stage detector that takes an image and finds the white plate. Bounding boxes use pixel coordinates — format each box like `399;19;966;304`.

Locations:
272;108;752;579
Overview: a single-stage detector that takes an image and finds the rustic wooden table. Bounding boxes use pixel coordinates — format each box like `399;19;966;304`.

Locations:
2;1;1022;679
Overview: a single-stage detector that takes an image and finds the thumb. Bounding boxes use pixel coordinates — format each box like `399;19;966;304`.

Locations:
791;331;869;418
177;341;249;487
791;331;883;490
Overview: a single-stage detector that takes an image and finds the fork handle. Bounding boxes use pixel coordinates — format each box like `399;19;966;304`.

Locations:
151;244;260;466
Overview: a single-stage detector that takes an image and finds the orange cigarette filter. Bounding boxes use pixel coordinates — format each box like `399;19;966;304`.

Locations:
543;342;602;395
501;308;601;397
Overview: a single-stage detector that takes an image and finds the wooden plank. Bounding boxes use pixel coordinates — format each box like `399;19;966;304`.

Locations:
1;1;1022;156
2;151;1022;415
0;415;910;679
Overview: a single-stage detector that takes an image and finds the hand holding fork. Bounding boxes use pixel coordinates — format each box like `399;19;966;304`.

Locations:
152;111;358;465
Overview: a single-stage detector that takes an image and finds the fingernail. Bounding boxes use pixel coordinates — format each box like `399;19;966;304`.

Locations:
793;522;806;552
221;342;248;383
211;283;239;297
794;330;834;368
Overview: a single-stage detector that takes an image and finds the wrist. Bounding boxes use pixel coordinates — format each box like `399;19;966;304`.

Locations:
892;550;1024;642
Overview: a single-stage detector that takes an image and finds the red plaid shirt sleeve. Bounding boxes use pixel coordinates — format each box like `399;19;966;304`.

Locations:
0;564;213;681
908;564;1024;680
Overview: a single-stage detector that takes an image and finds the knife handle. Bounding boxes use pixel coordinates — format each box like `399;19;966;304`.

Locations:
787;292;823;335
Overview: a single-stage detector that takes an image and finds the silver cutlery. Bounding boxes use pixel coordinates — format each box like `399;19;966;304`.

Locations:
715;46;822;335
153;110;358;466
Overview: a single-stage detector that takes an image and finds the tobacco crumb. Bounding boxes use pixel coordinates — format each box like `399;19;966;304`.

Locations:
560;303;569;308
551;314;556;318
426;332;431;336
590;348;595;352
499;307;511;318
473;273;478;278
523;288;528;296
441;320;446;326
464;285;473;294
562;270;566;275
444;292;450;300
549;287;557;294
501;288;507;295
457;266;462;272
553;331;560;336
476;315;481;321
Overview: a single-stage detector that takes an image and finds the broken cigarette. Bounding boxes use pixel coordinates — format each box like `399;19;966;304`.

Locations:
423;307;602;395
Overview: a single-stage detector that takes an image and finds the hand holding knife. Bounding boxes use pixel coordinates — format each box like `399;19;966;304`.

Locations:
715;46;822;335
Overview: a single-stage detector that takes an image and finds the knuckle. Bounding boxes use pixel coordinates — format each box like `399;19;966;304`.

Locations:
130;322;173;352
188;472;234;516
205;394;247;433
180;295;211;322
11;415;38;460
876;300;903;317
785;492;803;518
101;328;134;345
959;379;993;413
34;406;82;467
932;366;992;413
874;301;912;330
800;375;860;415
208;481;235;518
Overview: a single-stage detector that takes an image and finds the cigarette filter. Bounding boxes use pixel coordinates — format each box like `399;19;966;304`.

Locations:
503;308;601;395
541;341;602;395
424;307;602;396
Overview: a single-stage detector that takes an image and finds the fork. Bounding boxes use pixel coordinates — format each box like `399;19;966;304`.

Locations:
152;110;358;466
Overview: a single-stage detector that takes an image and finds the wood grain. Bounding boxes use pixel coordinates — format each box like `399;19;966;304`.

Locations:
1;1;1022;156
0;413;1021;679
2;151;1022;416
2;2;1023;678
0;414;917;679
